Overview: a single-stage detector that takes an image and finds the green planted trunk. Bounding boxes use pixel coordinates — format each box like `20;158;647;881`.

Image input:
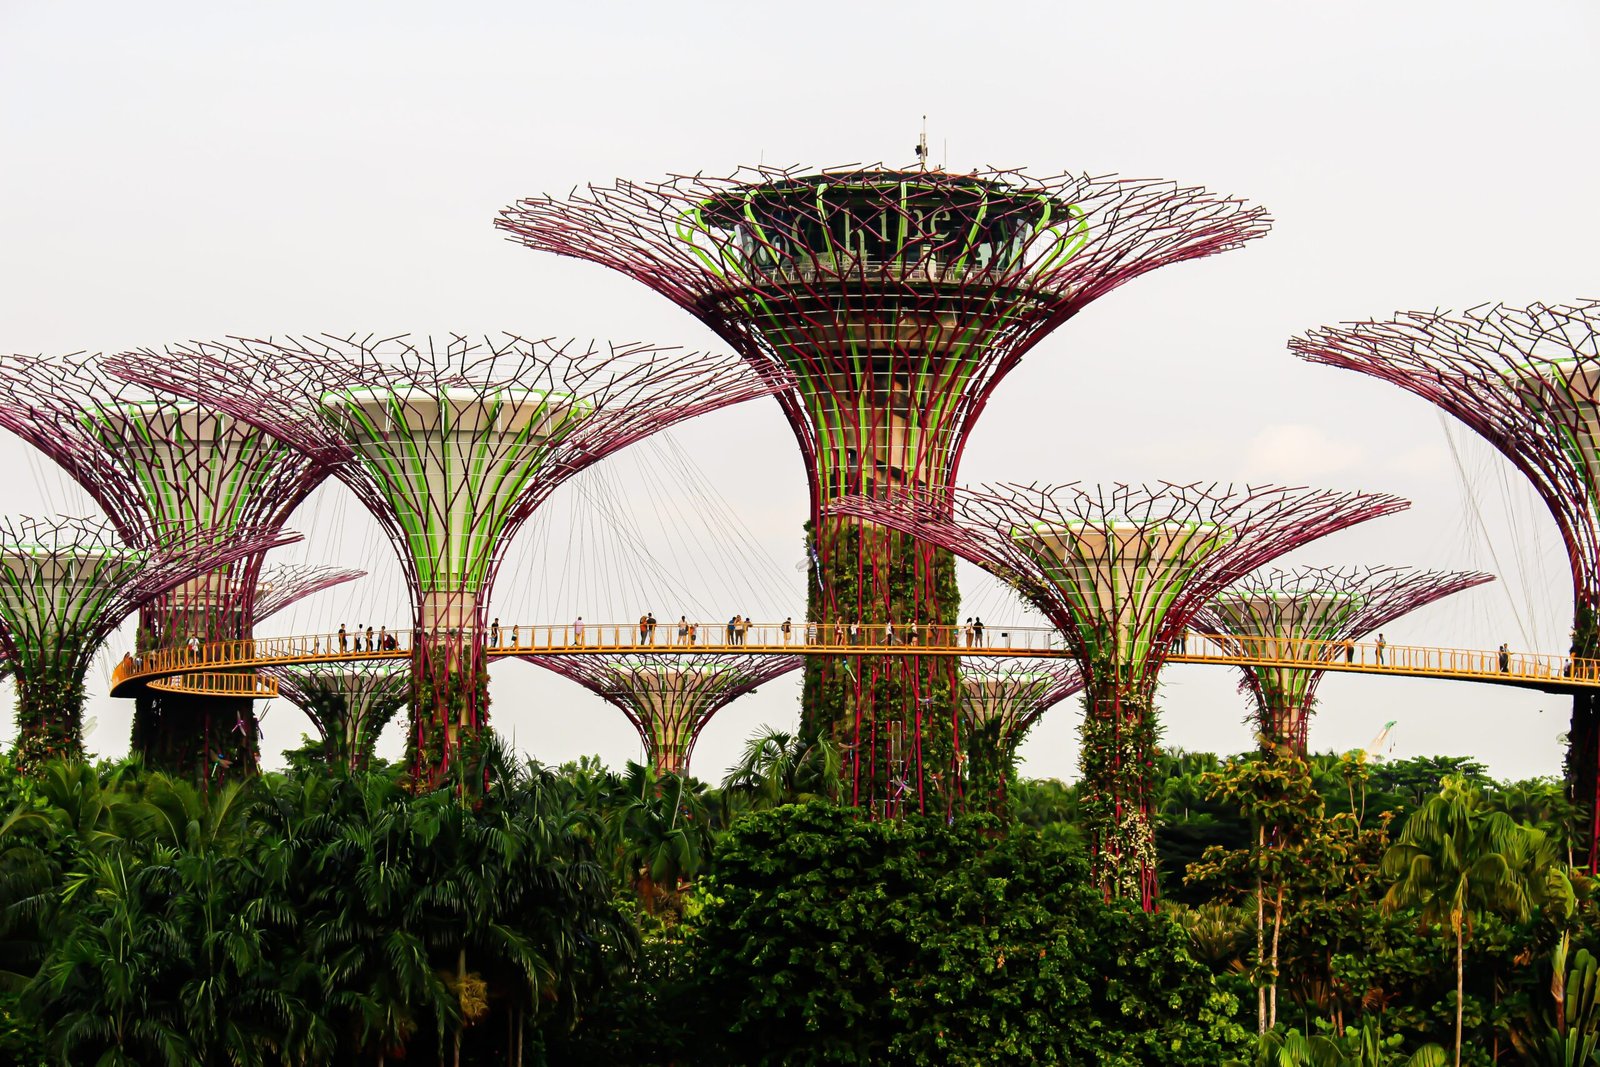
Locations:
409;633;491;790
12;658;86;770
1077;664;1161;909
801;517;960;816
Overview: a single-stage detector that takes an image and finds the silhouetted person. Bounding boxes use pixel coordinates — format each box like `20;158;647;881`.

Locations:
491;618;501;646
339;624;348;652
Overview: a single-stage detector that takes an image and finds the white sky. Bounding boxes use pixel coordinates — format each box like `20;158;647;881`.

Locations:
1;1;1595;783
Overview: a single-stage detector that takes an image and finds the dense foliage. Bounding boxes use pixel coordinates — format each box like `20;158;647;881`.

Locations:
1;738;1596;1065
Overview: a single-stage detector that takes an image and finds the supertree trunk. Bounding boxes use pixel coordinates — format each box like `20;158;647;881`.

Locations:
1079;675;1161;910
804;517;960;813
409;592;489;788
12;656;86;769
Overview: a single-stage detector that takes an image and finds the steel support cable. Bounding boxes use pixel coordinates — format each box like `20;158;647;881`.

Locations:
630;438;778;615
652;431;796;610
598;447;716;617
1442;415;1537;649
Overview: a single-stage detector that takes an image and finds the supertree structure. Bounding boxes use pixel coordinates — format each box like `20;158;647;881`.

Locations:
104;333;779;787
529;651;803;779
1289;301;1600;860
957;657;1083;801
0;352;335;773
498;164;1271;815
830;481;1407;907
265;661;408;773
0;515;294;768
1193;565;1493;754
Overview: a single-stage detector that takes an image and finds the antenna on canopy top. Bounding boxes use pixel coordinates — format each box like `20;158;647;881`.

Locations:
914;116;929;171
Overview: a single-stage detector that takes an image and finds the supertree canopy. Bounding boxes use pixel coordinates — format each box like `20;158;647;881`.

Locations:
0;516;295;768
1289;300;1600;861
265;661;408;773
529;651;803;778
957;657;1083;799
249;563;365;625
1193;565;1493;754
104;333;780;787
498;164;1271;815
0;352;336;773
830;481;1407;908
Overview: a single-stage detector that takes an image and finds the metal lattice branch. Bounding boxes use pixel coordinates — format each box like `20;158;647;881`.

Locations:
1193;564;1494;751
252;563;365;624
0;516;298;765
528;651;802;777
0;352;331;550
499;165;1271;504
958;655;1083;753
830;482;1410;692
1291;302;1600;613
103;335;782;609
266;661;408;773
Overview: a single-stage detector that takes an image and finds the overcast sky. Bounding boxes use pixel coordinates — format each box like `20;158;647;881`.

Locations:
2;1;1596;783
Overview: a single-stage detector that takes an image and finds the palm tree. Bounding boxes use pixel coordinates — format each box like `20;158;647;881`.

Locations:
606;763;712;915
1381;777;1575;1065
721;728;840;809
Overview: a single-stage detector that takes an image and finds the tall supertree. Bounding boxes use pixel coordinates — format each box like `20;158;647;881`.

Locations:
830;481;1406;907
529;651;803;778
1290;301;1600;861
497;164;1271;815
1193;565;1493;754
265;662;408;773
105;333;779;787
0;515;293;768
958;657;1083;801
0;353;336;773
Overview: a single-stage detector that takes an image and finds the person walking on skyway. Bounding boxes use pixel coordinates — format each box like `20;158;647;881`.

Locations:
727;616;737;645
647;613;657;643
782;617;792;645
339;623;348;652
574;616;585;646
677;616;688;645
1500;643;1511;673
974;618;985;647
366;625;375;652
1375;633;1386;665
491;618;500;647
639;614;649;643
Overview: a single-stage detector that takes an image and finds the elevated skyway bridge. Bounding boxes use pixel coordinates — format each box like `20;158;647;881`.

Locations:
109;622;1600;698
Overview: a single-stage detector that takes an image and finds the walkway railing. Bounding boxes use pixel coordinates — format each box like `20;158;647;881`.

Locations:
108;621;1600;697
146;671;280;698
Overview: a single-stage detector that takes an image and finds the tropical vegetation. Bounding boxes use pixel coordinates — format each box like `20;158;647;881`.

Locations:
0;729;1595;1064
